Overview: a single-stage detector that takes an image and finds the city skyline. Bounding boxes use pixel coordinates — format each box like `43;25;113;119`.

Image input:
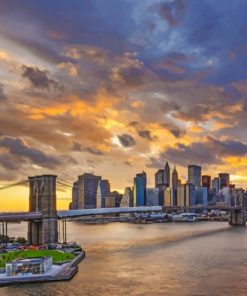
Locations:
1;0;247;210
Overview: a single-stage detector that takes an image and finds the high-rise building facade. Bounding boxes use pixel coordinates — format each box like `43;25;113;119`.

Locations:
71;181;79;209
76;173;101;209
164;162;170;187
188;165;201;186
105;191;123;208
202;175;211;190
186;183;196;206
155;169;164;187
218;173;230;189
195;186;208;205
99;179;111;208
120;187;134;207
177;184;186;206
146;188;159;206
172;166;178;190
134;172;146;206
164;187;172;206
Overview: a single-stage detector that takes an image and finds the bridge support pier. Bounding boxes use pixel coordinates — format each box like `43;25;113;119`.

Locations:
28;175;58;245
229;210;246;226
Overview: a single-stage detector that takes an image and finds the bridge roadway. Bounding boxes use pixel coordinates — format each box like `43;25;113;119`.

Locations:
0;206;243;221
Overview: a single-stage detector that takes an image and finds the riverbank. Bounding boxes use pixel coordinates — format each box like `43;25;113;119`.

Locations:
0;250;85;287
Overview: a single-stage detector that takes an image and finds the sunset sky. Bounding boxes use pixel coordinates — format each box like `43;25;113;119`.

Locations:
1;0;247;211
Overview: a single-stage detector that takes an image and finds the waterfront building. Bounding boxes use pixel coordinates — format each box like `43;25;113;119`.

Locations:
155;169;164;187
177;184;186;206
134;172;146;206
218;187;231;205
218;173;230;189
155;169;165;206
71;181;79;209
202;175;211;190
172;166;178;190
120;187;134;207
99;179;111;208
186;183;196;206
105;191;123;208
146;188;159;206
195;186;208;205
164;187;172;206
75;173;101;209
188;165;201;187
6;257;52;276
212;177;219;197
172;166;179;206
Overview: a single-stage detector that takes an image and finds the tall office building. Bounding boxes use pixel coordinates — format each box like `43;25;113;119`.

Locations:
164;187;172;206
155;169;165;206
218;173;230;189
202;175;211;190
71;181;79;209
105;191;123;208
186;183;196;206
134;171;146;206
212;177;219;195
177;184;186;206
155;169;164;187
195;187;208;205
146;188;159;206
172;166;178;190
120;187;134;207
99;179;111;208
75;173;101;209
164;162;170;187
188;165;201;186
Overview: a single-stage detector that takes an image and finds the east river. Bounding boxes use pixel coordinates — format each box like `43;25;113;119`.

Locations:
1;221;247;296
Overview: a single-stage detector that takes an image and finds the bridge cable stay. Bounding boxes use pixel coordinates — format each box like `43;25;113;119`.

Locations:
0;179;29;191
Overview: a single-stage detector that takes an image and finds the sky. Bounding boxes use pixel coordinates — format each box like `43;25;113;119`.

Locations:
1;0;247;210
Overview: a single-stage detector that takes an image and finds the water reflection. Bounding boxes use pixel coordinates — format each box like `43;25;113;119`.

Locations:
2;222;247;296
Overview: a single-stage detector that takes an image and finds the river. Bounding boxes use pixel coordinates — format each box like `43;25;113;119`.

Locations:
1;221;247;296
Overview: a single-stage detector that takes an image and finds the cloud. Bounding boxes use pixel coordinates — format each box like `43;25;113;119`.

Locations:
22;65;59;89
138;129;157;141
117;134;136;147
147;136;247;168
153;0;186;27
0;135;61;169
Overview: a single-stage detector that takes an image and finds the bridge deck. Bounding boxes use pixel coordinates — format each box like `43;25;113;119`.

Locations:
0;212;42;221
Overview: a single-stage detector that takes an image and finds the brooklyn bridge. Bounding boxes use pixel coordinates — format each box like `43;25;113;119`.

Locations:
0;175;245;246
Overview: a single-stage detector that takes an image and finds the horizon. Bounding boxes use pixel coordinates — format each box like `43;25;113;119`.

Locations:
1;0;247;210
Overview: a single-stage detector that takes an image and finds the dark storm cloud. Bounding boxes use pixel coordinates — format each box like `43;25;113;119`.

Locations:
153;0;186;27
117;134;136;147
138;130;157;141
84;147;105;156
147;136;247;168
0;136;61;168
22;65;59;89
129;122;157;141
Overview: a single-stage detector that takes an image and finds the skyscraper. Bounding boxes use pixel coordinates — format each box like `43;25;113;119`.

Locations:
218;173;230;189
202;175;211;190
164;162;170;187
188;165;201;186
146;188;159;206
99;179;111;208
172;166;178;190
155;169;164;187
120;187;134;207
76;173;101;209
134;171;146;206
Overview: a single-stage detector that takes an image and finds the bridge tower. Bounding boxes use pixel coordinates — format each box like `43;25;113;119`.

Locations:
28;175;58;245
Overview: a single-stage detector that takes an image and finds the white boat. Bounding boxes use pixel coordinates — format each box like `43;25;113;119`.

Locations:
172;213;196;222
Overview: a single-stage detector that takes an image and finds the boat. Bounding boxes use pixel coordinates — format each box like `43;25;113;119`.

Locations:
172;213;196;222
